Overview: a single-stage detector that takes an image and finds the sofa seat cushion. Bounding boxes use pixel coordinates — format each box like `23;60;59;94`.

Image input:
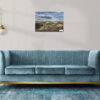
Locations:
36;65;65;75
5;65;36;75
65;65;95;75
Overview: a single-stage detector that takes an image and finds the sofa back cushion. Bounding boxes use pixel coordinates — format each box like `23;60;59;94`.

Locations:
10;50;89;65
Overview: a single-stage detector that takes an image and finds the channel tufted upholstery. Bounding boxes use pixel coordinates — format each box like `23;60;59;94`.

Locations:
0;50;100;82
9;50;89;65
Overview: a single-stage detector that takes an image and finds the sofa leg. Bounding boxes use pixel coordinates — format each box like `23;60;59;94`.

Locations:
0;82;8;85
0;81;100;85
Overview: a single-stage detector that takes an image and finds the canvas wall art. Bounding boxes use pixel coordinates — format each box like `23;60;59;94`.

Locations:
35;12;64;32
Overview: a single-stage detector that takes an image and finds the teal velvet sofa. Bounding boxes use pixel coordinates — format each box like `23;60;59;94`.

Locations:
0;50;100;84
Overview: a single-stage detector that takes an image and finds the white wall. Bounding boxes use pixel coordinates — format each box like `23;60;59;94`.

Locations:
0;0;100;50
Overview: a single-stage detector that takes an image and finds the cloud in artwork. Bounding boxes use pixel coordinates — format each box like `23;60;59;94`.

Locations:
35;12;64;22
36;14;53;19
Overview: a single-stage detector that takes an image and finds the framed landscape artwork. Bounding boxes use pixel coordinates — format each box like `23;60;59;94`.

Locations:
35;12;64;32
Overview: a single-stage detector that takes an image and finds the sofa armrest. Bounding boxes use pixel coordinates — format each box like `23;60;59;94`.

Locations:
88;50;100;74
2;50;10;67
0;51;5;74
0;50;10;75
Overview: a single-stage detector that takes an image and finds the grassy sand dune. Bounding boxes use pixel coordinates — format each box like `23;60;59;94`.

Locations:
35;21;64;32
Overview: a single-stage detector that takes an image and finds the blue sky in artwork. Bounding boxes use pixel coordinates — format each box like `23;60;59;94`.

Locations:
35;12;64;22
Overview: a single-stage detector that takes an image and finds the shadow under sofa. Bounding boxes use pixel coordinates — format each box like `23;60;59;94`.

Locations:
0;50;100;84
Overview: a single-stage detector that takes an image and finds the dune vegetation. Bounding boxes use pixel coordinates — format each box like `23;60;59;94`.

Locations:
35;21;64;32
